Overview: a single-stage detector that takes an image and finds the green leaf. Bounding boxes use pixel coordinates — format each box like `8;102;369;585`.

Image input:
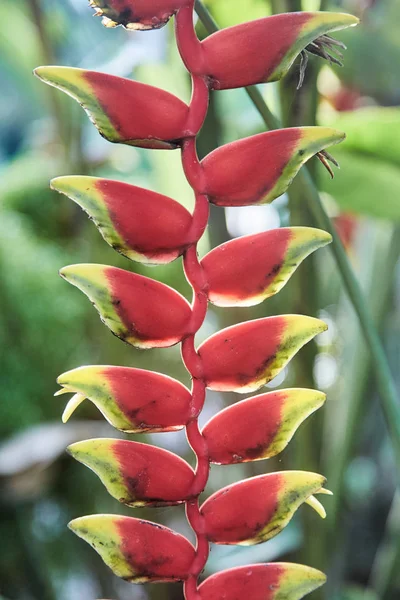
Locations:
202;0;271;27
319;149;400;221
331;108;400;166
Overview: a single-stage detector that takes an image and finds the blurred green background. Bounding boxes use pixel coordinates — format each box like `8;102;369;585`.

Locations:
1;0;400;598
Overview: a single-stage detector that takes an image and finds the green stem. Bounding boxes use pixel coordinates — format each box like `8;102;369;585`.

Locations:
194;0;400;467
368;490;400;599
28;0;67;149
322;224;400;597
301;170;400;469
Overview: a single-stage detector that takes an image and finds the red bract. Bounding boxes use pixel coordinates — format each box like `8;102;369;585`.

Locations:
52;176;194;264
69;515;196;582
201;227;331;306
198;563;326;600
199;12;358;90
68;439;195;506
90;0;190;30
202;389;326;464
201;472;326;545
57;365;192;432
60;264;192;348
202;127;345;206
36;1;357;597
34;67;190;148
198;316;327;392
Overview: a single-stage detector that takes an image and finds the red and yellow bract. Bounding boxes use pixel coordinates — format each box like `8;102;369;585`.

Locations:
35;1;358;597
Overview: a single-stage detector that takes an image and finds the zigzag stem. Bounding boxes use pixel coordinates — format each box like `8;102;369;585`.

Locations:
176;4;212;597
181;152;210;599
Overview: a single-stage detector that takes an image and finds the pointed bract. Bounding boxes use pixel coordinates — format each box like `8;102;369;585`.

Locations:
57;365;192;432
202;389;326;464
69;515;195;582
34;67;190;148
202;127;345;207
201;12;359;90
202;227;331;307
51;177;194;264
198;315;327;393
198;563;326;600
201;471;327;545
89;0;190;30
68;439;195;506
59;264;192;348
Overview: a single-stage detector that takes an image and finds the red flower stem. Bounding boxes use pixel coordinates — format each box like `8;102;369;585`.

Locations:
181;193;210;599
181;137;207;193
176;5;212;597
175;2;205;75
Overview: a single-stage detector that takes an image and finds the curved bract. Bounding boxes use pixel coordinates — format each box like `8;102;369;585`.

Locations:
36;0;358;597
69;515;196;582
201;12;359;90
52;176;194;264
198;563;326;600
202;389;326;464
201;471;327;545
202;127;345;206
68;439;195;506
202;227;331;307
60;264;192;348
198;315;327;393
57;365;192;432
34;67;190;148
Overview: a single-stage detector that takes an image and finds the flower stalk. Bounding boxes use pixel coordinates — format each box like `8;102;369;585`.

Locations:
34;1;364;597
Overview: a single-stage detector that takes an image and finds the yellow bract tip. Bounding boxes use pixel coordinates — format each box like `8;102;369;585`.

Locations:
306;495;327;519
54;387;70;396
62;393;86;423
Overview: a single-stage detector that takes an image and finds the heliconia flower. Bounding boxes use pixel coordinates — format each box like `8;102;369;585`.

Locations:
200;471;328;545
198;563;327;600
68;439;195;506
51;177;194;265
201;127;345;207
69;515;195;582
201;227;331;307
89;0;190;30
59;264;192;348
199;12;359;90
56;365;192;432
34;67;189;149
202;389;326;465
198;315;327;393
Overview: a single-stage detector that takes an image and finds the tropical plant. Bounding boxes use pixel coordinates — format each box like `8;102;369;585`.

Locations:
34;1;358;598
